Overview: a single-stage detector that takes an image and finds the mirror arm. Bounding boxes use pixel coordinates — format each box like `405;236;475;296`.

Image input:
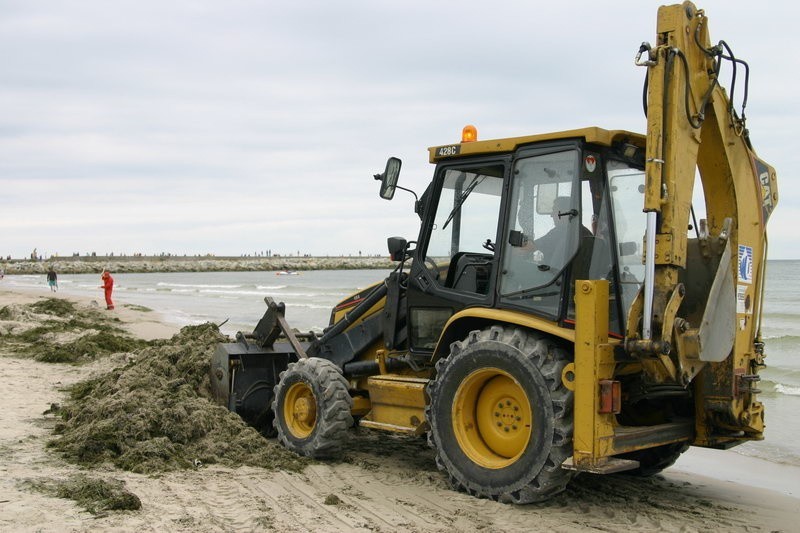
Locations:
395;185;418;202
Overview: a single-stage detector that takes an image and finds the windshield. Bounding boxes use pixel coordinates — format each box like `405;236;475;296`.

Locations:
607;159;646;316
442;174;485;230
426;166;503;261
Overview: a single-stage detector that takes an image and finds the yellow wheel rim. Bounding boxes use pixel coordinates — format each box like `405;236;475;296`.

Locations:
452;367;532;469
283;381;317;438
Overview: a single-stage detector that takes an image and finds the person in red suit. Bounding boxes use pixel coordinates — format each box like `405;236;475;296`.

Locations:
100;270;115;310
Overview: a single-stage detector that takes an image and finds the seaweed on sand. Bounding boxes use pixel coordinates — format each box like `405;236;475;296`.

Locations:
49;323;308;474
30;298;79;316
24;474;141;514
31;331;146;363
0;298;145;363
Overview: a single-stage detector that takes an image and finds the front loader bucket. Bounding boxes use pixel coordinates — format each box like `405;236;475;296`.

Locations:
210;343;234;409
211;340;299;432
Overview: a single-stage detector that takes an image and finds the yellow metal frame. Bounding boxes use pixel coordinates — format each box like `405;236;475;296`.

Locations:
435;307;575;361
569;280;693;473
429;127;644;163
572;280;618;467
359;375;428;435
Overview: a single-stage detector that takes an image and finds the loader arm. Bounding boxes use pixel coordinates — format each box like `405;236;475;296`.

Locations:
631;2;778;443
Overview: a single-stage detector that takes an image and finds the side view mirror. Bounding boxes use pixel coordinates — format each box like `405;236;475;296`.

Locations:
375;157;402;200
387;236;408;261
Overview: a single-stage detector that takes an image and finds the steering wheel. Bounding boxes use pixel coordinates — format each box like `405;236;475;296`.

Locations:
424;256;440;280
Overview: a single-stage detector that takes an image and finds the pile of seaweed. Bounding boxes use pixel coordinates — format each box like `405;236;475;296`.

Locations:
24;474;141;515
0;298;145;363
48;322;308;474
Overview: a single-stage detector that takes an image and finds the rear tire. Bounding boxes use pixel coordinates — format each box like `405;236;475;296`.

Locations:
272;358;353;458
426;325;574;503
619;442;689;476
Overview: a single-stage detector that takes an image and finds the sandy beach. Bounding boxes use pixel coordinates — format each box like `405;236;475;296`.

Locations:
1;284;798;532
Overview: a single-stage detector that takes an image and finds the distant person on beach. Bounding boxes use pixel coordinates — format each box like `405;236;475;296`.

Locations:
100;270;114;310
47;268;58;292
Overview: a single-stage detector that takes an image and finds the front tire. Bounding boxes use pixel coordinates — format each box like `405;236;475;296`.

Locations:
272;358;353;458
426;326;574;503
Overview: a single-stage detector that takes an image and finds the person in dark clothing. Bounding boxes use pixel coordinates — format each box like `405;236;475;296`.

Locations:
533;196;592;267
47;268;58;292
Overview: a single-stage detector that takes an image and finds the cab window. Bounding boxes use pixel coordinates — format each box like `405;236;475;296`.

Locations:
424;165;504;294
499;149;580;317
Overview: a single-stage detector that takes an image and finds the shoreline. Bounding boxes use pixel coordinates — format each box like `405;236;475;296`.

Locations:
1;285;798;531
0;255;395;275
0;285;182;341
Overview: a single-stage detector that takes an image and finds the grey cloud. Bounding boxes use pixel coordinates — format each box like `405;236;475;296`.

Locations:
1;0;797;258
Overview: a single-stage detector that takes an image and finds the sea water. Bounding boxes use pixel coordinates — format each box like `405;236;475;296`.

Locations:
3;263;798;466
740;260;800;465
4;269;393;335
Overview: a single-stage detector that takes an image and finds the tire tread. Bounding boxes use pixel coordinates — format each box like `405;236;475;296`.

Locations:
273;358;353;459
426;326;574;503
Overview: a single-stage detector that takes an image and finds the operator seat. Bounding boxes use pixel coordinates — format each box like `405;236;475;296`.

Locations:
570;234;595;283
445;252;492;294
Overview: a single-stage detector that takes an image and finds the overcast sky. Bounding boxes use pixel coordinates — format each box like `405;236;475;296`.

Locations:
2;0;797;259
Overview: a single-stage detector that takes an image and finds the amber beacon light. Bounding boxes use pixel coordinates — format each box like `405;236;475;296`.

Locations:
461;124;478;143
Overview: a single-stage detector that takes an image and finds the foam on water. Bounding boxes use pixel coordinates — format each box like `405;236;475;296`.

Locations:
157;282;243;289
775;384;800;396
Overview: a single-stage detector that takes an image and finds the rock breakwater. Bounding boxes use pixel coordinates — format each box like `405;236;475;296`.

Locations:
1;256;395;275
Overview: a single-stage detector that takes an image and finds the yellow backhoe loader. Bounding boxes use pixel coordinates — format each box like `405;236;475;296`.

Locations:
211;2;777;502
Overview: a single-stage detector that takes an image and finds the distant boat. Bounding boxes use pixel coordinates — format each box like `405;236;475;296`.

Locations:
276;270;299;276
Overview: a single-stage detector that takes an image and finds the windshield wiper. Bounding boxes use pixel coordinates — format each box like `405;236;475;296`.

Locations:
504;283;559;299
442;175;484;230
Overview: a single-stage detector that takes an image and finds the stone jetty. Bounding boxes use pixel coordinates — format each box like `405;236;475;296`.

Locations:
1;255;395;275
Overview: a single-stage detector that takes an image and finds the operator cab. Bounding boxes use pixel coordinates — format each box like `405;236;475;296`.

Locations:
379;127;647;354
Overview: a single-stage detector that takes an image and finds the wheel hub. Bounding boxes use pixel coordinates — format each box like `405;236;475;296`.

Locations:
493;397;524;433
452;367;533;469
283;381;317;438
294;396;316;425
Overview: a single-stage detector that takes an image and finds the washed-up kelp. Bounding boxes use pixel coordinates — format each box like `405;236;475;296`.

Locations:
24;474;141;514
0;298;145;363
49;323;308;474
